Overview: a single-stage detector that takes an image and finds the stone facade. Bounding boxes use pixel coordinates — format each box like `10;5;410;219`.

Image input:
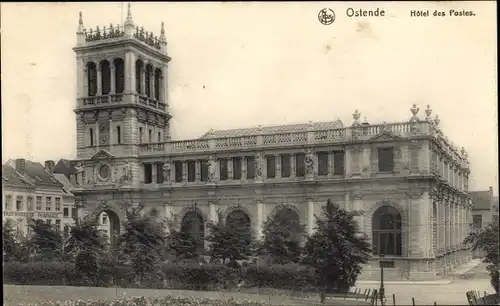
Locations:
71;6;473;281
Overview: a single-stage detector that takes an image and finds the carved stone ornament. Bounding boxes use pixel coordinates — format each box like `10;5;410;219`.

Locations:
121;161;132;184
162;161;171;181
425;105;433;122
352;110;361;126
74;162;85;186
410;104;420;122
304;148;314;176
207;156;216;182
254;153;263;180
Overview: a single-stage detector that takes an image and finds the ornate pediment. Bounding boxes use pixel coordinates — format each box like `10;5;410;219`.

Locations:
369;131;402;141
91;149;114;160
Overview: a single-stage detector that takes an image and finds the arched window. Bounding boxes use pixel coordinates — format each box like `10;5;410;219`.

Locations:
113;58;125;94
181;210;205;254
100;60;111;95
135;60;144;94
154;68;162;101
87;62;97;96
145;64;153;98
273;207;302;241
226;209;251;235
372;206;402;256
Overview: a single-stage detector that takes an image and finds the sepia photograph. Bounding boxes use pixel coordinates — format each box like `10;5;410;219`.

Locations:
1;2;498;305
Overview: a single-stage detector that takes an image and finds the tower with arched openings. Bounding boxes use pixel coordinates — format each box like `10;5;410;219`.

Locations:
72;4;170;236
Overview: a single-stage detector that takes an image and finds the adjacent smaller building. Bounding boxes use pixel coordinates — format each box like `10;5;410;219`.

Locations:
471;186;498;230
2;159;76;236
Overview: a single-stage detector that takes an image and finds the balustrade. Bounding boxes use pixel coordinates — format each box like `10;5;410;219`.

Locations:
138;121;437;155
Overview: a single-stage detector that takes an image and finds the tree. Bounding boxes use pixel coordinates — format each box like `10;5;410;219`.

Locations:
464;215;499;296
3;220;20;262
205;212;253;266
119;204;168;285
65;216;107;286
303;200;371;296
29;219;63;260
259;210;305;264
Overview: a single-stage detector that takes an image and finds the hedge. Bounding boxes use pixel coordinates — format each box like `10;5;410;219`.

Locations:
3;261;324;293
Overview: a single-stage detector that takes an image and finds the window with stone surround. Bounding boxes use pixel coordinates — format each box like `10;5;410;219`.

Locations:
5;195;12;211
295;153;305;177
174;161;183;183
90;128;94;146
372;206;402;256
55;197;61;211
100;60;111;95
280;154;291;178
154;68;162;101
117;126;121;144
266;156;276;178
135;60;143;94
145;64;153;98
187;161;196;182
114;58;125;94
139;127;143;143
378;147;394;172
87;62;97;96
55;219;61;232
317;152;329;176
148;130;152;143
233;157;242;179
156;163;164;183
246;156;255;179
16;196;23;211
333;151;345;175
200;160;208;181
46;197;52;211
144;163;153;184
158;132;161;142
36;196;42;211
219;158;228;181
63;207;69;217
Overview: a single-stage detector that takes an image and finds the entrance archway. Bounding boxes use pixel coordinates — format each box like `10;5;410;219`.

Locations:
181;210;205;254
97;210;120;247
273;206;302;240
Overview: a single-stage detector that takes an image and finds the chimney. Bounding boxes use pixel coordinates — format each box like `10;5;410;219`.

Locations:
15;159;26;174
45;160;55;174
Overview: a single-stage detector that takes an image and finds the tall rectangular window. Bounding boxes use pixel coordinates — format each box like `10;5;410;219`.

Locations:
55;197;61;211
36;196;42;211
266;156;276;178
378;147;394;172
63;207;69;217
233;157;242;179
5;195;12;211
333;151;345;175
139;127;143;143
219;158;228;180
200;160;208;181
16;196;23;211
473;215;482;229
148;130;152;142
55;219;61;232
187;161;196;182
174;161;183;182
246;156;255;179
317;152;329;176
46;197;52;211
144;163;153;184
158;132;162;142
89;128;94;146
27;197;34;211
117;126;121;144
295;153;305;177
280;155;291;178
156;163;164;183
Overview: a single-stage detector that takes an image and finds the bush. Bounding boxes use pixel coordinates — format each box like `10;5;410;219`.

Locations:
160;263;239;290
3;261;73;285
242;263;317;292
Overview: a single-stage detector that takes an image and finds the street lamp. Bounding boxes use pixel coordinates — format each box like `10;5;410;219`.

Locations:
379;253;385;306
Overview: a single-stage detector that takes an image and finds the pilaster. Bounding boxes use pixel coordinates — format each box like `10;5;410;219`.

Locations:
307;197;314;235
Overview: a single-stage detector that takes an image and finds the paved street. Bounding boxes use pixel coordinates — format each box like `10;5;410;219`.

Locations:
354;259;494;305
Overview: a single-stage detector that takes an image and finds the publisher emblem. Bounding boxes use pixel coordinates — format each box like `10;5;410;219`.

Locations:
318;8;335;25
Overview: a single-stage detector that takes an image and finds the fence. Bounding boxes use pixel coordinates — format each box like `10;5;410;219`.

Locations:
344;287;441;306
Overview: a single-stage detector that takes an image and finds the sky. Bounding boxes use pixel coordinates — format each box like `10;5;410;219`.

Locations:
1;2;497;194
